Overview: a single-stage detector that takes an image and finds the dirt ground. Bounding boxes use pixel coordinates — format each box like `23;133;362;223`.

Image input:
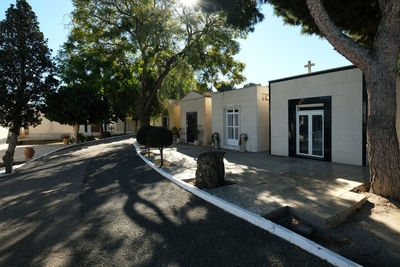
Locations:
322;193;400;266
277;193;400;266
152;158;174;168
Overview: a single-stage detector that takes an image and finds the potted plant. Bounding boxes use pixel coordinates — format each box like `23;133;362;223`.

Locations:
61;134;70;145
24;147;35;159
171;127;182;143
239;133;248;152
211;132;220;149
194;127;202;146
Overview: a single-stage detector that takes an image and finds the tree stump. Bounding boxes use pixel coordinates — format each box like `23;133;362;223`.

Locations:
195;151;226;188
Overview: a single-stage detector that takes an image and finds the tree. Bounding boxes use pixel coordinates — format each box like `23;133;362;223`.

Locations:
203;0;400;200
159;62;199;100
0;0;57;173
45;85;110;143
137;125;154;156
147;126;173;167
215;81;235;92
68;0;247;126
243;82;261;88
55;36;115;140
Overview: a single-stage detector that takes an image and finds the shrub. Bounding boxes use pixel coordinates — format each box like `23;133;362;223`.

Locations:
147;127;173;167
68;136;75;144
77;133;86;143
104;131;111;138
86;135;96;141
137;125;153;146
171;127;181;138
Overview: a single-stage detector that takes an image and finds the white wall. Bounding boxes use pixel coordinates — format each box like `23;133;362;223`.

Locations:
212;86;269;152
270;68;364;165
0;127;8;144
257;86;270;151
19;116;74;141
115;119;138;134
179;91;212;145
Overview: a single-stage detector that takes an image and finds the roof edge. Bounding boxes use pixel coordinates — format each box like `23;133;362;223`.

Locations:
269;65;357;84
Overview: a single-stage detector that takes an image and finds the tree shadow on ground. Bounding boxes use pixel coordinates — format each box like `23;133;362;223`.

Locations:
67;143;328;266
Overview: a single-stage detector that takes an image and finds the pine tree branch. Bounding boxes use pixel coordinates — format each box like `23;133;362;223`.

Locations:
305;0;374;72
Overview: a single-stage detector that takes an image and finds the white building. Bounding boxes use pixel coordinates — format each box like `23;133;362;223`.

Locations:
269;66;367;166
0;127;8;144
212;85;269;152
19;116;75;142
179;91;212;145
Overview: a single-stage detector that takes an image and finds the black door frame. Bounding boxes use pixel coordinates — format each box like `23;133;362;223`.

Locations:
288;96;332;161
186;112;197;143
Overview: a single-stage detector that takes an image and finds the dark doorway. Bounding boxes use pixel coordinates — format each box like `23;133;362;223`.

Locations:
288;96;331;162
186;112;197;143
162;117;168;128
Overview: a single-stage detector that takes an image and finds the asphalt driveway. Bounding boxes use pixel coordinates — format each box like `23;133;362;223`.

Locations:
0;137;328;266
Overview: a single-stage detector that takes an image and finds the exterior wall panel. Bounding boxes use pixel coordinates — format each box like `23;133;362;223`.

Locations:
212;86;269;152
270;67;364;165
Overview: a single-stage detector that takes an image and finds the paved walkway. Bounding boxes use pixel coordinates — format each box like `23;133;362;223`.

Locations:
150;144;370;230
0;137;327;266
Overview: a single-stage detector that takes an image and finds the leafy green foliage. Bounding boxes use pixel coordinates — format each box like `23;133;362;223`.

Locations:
215;81;235;92
159;62;198;100
243;82;261;88
137;126;154;146
0;0;57;133
199;0;264;31
147;127;173;149
147;126;173;166
45;85;110;127
171;127;182;138
265;0;380;47
68;0;248;125
204;0;380;48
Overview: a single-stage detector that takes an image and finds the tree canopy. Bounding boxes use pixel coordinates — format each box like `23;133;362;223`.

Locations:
45;85;109;127
67;0;248;125
202;0;381;48
0;0;57;131
0;0;57;173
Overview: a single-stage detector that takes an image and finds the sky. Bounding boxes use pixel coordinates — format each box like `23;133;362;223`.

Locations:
0;1;351;87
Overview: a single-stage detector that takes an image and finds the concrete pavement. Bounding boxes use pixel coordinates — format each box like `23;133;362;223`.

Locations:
150;144;370;231
0;137;328;266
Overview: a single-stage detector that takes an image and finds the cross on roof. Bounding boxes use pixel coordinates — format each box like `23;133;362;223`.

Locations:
304;60;315;73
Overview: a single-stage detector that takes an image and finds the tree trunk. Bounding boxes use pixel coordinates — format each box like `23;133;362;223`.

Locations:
366;68;400;201
305;0;400;201
3;130;19;173
138;112;150;128
160;147;163;167
123;118;127;135
73;124;79;144
99;124;104;139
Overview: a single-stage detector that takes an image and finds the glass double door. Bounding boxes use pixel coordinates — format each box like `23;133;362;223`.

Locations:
226;109;239;146
296;109;324;158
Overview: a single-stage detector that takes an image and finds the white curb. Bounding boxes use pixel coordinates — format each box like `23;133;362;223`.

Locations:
0;135;132;177
134;142;361;267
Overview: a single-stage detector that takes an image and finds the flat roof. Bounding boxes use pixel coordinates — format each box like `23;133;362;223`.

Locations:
269;65;357;84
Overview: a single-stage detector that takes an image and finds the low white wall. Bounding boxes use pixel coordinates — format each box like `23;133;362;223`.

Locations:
270;67;364;165
0;127;8;144
20;116;74;141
